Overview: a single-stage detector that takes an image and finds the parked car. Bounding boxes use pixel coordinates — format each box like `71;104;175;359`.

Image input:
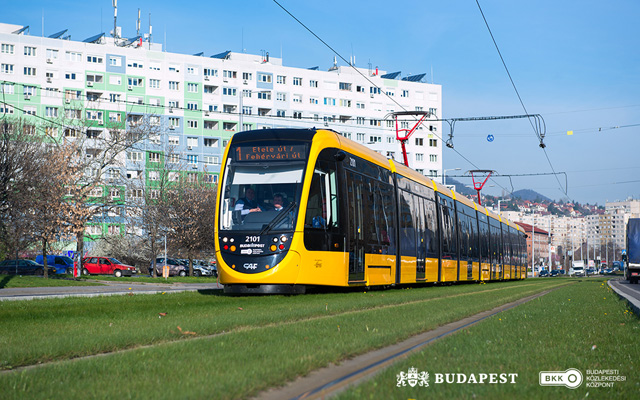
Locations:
35;255;73;274
0;259;55;275
79;257;137;277
539;270;549;277
586;267;597;276
153;258;188;277
550;270;560;277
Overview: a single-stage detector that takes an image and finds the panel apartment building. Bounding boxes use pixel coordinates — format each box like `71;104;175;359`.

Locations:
0;21;442;238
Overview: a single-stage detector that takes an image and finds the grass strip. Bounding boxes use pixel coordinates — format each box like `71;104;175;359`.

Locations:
0;280;556;370
0;280;568;399
335;278;640;399
79;276;219;284
0;275;104;289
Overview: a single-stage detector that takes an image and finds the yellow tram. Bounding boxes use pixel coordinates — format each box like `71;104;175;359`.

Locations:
215;128;527;294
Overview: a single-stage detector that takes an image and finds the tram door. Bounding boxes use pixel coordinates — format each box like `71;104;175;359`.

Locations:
346;171;365;282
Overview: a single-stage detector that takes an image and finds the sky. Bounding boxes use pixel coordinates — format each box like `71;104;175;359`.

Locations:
3;0;639;206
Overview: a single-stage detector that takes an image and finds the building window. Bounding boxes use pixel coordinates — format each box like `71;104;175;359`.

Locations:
369;119;381;127
109;93;121;103
276;75;286;84
323;97;335;106
429;154;437;162
204;68;218;77
204;138;219;147
242;106;252;115
415;138;424;146
222;87;237;96
149;152;161;163
204;121;218;130
87;55;103;64
168;136;179;145
169;81;179;91
401;90;409;97
66;51;82;62
276;92;286;101
149;79;160;89
258;73;272;83
167;154;179;164
242;72;252;81
1;64;14;74
187;83;198;93
24;67;36;76
45;107;58;118
276;110;286;118
339;82;351;91
128;77;143;87
356;117;365;125
187;155;198;165
429;139;438;147
258;91;271;100
223;70;237;79
309;80;318;88
149;170;159;181
187;66;197;75
356;133;365;142
169;117;180;128
204;156;219;166
415;153;424;162
1;44;14;54
293;77;302;86
187;120;198;129
187;102;198;111
109;56;122;66
24;46;36;56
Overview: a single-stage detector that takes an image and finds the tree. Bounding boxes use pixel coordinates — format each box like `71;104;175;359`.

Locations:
165;170;216;276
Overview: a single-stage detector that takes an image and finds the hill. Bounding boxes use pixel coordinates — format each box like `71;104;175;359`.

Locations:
510;189;552;202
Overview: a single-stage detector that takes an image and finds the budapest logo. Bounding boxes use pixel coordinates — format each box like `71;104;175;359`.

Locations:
397;367;429;388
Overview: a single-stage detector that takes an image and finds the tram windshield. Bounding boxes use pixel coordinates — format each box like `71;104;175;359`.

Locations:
219;160;306;232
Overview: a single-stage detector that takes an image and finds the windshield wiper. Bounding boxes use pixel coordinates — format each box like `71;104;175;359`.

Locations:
259;201;297;235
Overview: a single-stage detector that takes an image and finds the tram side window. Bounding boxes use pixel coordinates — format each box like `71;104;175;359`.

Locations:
377;182;396;254
425;198;438;258
438;193;457;259
304;160;339;230
469;210;479;262
457;209;469;260
399;190;416;256
479;218;490;262
489;218;501;265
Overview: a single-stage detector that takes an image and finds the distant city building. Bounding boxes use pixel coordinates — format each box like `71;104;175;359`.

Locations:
0;20;442;239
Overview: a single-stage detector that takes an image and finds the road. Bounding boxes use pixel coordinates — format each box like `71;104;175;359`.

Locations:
609;278;640;313
0;279;223;301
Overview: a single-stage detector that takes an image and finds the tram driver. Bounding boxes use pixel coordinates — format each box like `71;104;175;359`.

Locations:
235;187;262;215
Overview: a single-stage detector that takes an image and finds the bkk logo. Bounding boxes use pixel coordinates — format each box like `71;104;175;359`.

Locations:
539;368;583;389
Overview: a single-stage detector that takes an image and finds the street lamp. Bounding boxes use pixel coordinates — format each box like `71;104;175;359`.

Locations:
443;167;460;186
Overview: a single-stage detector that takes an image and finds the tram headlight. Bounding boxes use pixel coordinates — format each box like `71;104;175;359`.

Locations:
280;235;288;243
272;237;279;243
222;237;228;243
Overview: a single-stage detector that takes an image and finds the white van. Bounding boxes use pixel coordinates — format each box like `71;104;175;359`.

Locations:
570;261;585;277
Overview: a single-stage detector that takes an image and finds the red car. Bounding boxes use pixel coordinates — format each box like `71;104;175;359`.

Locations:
78;257;137;277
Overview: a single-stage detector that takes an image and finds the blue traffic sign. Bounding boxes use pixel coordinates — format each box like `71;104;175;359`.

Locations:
487;134;494;142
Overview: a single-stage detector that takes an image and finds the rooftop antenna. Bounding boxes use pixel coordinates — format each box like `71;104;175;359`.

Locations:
112;0;118;39
148;13;152;50
136;8;141;37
